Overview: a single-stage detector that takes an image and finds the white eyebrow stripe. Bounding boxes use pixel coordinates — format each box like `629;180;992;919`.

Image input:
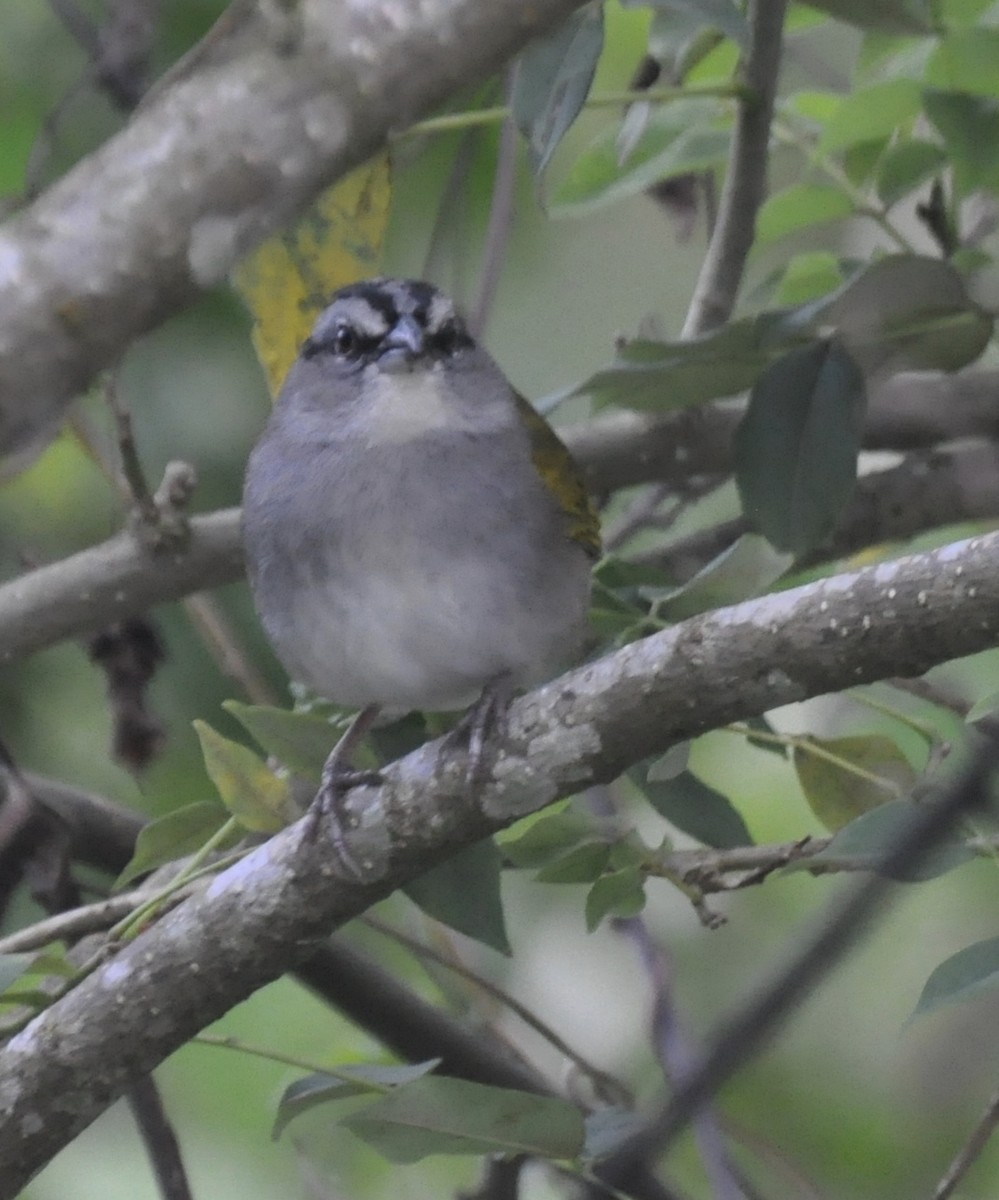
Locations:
427;293;456;332
339;299;390;337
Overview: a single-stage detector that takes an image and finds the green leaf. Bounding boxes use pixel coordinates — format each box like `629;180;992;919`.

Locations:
923;90;999;193
274;1061;441;1139
512;5;604;177
501;810;596;868
551;99;730;217
910;937;999;1023
799;800;974;881
735;339;866;557
223;700;345;782
115;801;234;889
574;314;780;411
756;184;854;245
811;254;993;374
819;79;921;152
0;954;39;995
794;734;915;831
635;768;752;848
404;839;510;955
194;720;295;833
342;1077;586;1162
925;27;999;98
654;533;793;621
536;840;612;884
585;868;646;931
799;0;934;34
774;251;845;306
876;139;947;207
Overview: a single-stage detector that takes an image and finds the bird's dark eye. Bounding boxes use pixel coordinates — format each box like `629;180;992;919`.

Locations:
331;323;360;357
432;318;468;357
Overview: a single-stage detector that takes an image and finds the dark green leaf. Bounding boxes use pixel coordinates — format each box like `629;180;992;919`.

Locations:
551;99;729;216
342;1077;586;1162
910;936;999;1023
224;700;345;781
735;339;866;557
635;768;752;848
115;801;236;889
876;139;947;207
512;5;604;177
924;90;999;194
404;838;510;955
654;533;793;620
755;184;854;245
804;254;993;374
585;868;646;930
798;800;974;881
574;314;781;411
274;1061;440;1139
793;734;916;831
799;0;934;34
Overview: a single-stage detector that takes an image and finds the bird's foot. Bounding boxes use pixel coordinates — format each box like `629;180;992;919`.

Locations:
301;704;384;877
445;673;514;794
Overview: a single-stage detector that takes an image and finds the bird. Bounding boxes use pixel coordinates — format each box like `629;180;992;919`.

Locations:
242;277;600;864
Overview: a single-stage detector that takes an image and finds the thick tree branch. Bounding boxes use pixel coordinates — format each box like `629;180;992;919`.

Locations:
0;508;242;662
0;0;589;462
7;404;999;666
650;439;999;582
4;530;999;1190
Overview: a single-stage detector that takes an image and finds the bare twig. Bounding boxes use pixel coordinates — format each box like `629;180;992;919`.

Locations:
125;1075;193;1200
933;1085;999;1200
618;918;743;1200
682;0;788;337
644;743;998;1156
470;72;519;339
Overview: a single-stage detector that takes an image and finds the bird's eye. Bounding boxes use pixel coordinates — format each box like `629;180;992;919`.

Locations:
433;318;467;357
331;324;359;357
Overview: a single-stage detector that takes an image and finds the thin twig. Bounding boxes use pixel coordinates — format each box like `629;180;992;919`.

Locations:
182;593;278;706
682;0;788;337
646;741;998;1155
362;913;630;1106
618;918;744;1200
126;1075;193;1200
470;71;519;339
933;1085;999;1200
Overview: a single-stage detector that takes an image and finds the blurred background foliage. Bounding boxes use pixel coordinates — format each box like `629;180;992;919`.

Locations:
4;1;999;1198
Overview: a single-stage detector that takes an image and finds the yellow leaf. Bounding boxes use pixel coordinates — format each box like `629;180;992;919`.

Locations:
232;156;393;395
193;720;296;834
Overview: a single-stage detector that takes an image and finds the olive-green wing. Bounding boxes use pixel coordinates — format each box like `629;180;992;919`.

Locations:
516;393;601;560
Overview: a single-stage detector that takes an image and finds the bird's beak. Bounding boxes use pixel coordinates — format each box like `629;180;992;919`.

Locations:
378;315;425;373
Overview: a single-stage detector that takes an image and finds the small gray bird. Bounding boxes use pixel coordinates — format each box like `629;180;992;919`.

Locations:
242;278;600;845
